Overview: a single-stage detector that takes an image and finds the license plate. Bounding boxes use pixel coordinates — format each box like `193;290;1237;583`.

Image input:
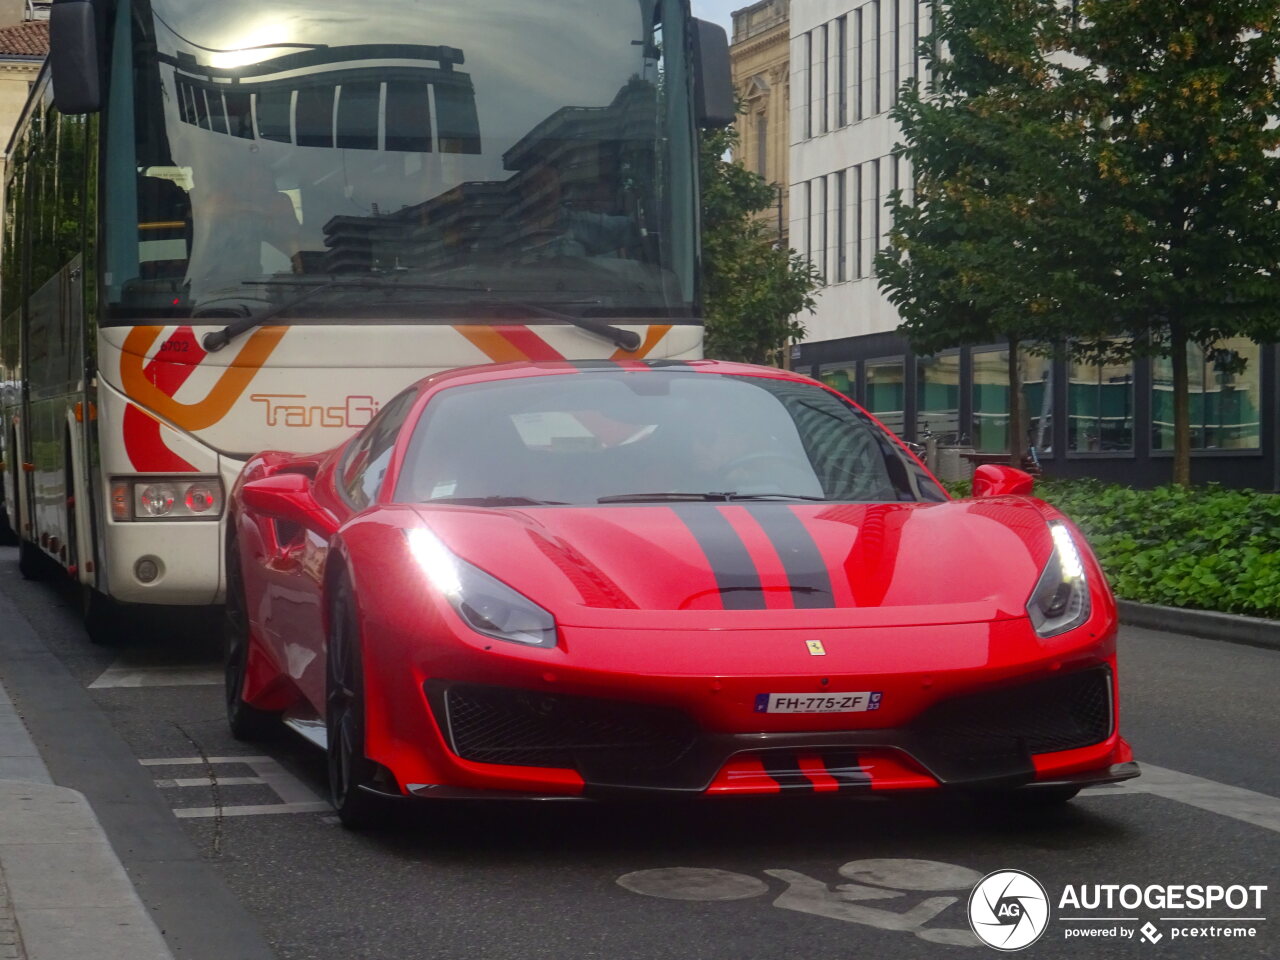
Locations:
755;692;883;714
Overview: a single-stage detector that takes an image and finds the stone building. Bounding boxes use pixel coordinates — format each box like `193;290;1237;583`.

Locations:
0;0;48;180
730;0;790;243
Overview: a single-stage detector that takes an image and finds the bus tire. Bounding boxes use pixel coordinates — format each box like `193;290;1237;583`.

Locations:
0;503;16;546
82;587;128;646
18;539;51;580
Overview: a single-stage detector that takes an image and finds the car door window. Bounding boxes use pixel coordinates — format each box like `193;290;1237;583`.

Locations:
341;389;419;509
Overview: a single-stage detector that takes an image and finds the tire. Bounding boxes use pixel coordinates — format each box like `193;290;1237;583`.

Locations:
82;587;129;647
224;539;278;741
326;579;391;829
0;503;16;546
18;538;50;581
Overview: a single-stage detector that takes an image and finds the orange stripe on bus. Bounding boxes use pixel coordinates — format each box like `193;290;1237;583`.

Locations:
455;325;530;364
120;326;287;432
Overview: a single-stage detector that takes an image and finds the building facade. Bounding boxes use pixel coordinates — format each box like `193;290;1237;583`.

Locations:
0;0;48;182
730;0;791;242
787;0;1279;490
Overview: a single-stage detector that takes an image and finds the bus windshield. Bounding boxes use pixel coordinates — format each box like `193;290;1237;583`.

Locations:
102;0;699;323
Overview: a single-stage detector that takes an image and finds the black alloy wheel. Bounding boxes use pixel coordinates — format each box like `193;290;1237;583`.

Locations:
326;579;387;829
224;538;278;740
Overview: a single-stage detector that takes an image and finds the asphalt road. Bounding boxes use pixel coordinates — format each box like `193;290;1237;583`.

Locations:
0;546;1277;960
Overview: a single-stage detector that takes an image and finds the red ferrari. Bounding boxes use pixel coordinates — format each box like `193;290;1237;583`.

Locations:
225;359;1137;826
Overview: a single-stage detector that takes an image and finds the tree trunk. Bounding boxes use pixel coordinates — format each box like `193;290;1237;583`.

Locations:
1007;337;1025;467
1169;322;1192;487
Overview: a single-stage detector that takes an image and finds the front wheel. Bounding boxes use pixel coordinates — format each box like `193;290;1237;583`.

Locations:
18;539;50;580
224;541;277;741
82;587;129;647
326;580;390;829
0;503;16;546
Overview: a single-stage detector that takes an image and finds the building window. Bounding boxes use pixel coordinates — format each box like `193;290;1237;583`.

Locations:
854;8;864;122
816;176;828;281
872;0;882;115
803;180;812;264
916;353;961;439
804;31;813;139
755;112;768;179
865;356;906;437
892;0;901;105
1151;337;1262;451
853;163;863;279
836;15;848;127
972;348;1054;455
871;158;881;266
1069;355;1134;453
818;24;829;135
820;363;857;399
834;169;847;282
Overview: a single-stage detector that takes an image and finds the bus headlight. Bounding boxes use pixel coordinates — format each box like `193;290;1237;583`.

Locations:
118;477;225;521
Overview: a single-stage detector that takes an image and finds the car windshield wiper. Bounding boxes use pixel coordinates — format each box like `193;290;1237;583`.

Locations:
201;277;486;352
422;496;569;507
597;492;828;504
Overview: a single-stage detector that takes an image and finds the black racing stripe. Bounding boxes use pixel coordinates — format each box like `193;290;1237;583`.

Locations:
759;751;813;791
745;506;836;609
824;750;873;791
672;506;766;610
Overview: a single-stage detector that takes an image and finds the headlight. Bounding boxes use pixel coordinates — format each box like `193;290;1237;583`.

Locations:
112;477;225;521
407;528;557;648
1027;521;1091;637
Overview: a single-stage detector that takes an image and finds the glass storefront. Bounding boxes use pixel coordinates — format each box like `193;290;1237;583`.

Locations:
818;362;856;400
972;348;1053;455
1152;338;1262;450
864;357;905;436
916;353;960;439
1069;355;1134;453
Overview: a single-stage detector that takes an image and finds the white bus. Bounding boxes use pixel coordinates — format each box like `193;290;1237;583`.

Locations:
0;0;731;641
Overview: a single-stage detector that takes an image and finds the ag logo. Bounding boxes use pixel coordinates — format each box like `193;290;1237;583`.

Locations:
967;869;1049;951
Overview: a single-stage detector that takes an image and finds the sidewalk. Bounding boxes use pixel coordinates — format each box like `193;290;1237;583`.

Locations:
0;675;172;960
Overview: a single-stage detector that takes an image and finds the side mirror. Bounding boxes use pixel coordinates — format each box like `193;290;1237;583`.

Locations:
51;0;103;115
241;474;339;539
692;18;735;128
972;464;1036;498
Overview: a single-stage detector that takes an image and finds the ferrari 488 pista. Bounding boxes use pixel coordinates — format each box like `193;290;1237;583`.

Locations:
225;359;1137;826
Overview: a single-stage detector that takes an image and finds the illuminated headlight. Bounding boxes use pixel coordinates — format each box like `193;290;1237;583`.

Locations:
115;477;225;521
1027;521;1091;638
407;528;557;648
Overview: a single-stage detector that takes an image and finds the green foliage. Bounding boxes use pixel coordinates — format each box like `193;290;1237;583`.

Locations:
1036;479;1279;618
700;124;821;363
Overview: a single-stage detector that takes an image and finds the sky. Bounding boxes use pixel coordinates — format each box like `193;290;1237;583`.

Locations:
692;0;737;32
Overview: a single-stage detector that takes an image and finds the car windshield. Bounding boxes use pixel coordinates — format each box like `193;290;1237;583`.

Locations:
102;0;698;322
396;373;948;505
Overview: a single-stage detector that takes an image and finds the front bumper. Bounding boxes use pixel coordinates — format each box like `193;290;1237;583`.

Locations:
397;663;1133;799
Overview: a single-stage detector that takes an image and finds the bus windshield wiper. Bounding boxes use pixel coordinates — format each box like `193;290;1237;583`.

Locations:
201;277;483;352
475;299;641;352
597;492;828;504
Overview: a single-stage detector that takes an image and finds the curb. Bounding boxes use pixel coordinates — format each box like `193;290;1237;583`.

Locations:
1117;600;1280;652
0;684;172;960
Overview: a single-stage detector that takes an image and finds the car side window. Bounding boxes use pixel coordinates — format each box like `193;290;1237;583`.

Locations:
340;389;419;510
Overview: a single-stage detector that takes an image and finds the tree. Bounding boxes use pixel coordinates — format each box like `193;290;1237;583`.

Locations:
700;123;822;364
1065;0;1280;485
877;0;1108;465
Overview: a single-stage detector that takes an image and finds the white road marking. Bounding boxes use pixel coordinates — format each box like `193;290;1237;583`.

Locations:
137;756;329;818
154;777;264;788
1083;764;1280;833
139;756;271;766
175;802;331;819
89;663;222;689
617;868;770;901
838;859;982;891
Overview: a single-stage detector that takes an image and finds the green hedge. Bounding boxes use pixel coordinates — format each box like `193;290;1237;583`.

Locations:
945;478;1280;619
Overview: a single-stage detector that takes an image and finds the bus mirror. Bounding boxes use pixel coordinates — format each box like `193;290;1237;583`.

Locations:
692;19;735;129
50;0;103;115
